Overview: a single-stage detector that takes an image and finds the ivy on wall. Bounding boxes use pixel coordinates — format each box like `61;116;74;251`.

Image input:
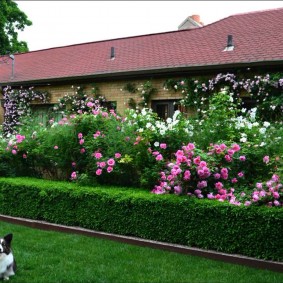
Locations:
122;80;157;109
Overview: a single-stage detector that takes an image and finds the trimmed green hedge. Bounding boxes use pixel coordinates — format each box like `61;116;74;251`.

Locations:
0;177;282;261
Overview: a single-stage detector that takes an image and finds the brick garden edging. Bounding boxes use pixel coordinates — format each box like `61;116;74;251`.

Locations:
0;214;282;273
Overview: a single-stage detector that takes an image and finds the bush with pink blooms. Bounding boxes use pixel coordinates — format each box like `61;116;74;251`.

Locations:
151;141;282;207
0;72;283;208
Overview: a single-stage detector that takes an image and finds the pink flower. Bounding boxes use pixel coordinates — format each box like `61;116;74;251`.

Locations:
238;172;244;178
207;193;215;199
225;155;232;162
231;178;238;183
263;155;270;164
54;146;58;150
99;161;106;168
199;161;207;167
215;182;223;190
96;169;102;176
79;139;84;145
72;162;76;167
273;200;280;206
256;183;263;189
183;170;191;180
273;192;280;199
272;174;279;182
93;152;102;159
93;131;101;138
22;154;27;159
219;143;227;151
107;166;113;173
16;134;25;143
71;172;77;180
78;133;83;139
194;189;202;195
80;148;85;154
214;173;221;179
160;143;167;149
11;149;17;155
86;101;94;108
156;154;163;161
115;153;121;159
174;185;182;195
231;144;241;152
244;201;251;206
107;158;115;166
193;156;201;165
197;181;207;189
239;155;246;161
221;168;228;175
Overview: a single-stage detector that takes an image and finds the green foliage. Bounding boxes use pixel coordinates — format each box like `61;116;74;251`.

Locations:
123;82;137;93
0;177;282;261
0;0;32;54
186;201;283;260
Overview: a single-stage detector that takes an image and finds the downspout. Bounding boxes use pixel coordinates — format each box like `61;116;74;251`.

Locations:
9;54;15;79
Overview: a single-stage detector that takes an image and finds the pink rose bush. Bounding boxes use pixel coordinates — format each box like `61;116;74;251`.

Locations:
152;142;282;207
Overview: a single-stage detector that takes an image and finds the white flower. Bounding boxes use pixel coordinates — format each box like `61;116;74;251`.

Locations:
240;137;247;143
263;121;270;128
146;122;152;129
259;128;266;134
166;117;172;124
154;141;159;147
172;110;181;121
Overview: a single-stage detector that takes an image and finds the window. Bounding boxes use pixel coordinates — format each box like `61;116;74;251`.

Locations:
31;104;63;126
151;100;179;120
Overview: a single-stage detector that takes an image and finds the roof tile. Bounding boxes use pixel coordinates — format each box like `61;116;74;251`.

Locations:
0;7;283;84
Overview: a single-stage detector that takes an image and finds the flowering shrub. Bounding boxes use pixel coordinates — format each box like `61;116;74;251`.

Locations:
151;142;282;207
1;74;283;208
164;72;283;122
2;86;49;136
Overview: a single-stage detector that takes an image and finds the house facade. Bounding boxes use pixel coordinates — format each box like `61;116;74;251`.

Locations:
0;8;283;124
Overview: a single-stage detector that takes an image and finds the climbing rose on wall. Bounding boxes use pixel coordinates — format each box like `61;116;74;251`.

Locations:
2;86;49;136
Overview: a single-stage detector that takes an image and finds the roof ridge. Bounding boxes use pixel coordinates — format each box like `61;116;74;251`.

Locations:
230;6;283;17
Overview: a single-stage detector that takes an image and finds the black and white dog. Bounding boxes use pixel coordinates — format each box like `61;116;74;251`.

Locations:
0;234;16;281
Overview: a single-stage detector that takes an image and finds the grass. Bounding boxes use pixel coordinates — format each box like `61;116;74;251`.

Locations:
0;220;282;283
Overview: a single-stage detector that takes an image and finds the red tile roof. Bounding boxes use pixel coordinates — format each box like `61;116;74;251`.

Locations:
1;7;283;84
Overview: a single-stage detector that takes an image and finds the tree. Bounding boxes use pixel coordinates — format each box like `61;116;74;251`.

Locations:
0;0;32;55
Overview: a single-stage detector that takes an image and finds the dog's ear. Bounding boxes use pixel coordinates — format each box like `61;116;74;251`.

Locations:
4;233;13;245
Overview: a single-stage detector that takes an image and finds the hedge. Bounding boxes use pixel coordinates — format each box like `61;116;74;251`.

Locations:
0;177;282;261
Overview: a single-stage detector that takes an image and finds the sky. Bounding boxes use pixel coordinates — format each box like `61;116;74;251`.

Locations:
15;1;283;52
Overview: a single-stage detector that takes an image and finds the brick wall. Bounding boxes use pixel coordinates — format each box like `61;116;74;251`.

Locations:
30;77;183;115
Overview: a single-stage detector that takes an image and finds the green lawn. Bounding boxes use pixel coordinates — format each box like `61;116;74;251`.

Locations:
0;220;282;283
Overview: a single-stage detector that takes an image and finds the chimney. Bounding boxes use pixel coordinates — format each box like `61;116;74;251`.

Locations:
191;15;200;23
178;14;204;30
